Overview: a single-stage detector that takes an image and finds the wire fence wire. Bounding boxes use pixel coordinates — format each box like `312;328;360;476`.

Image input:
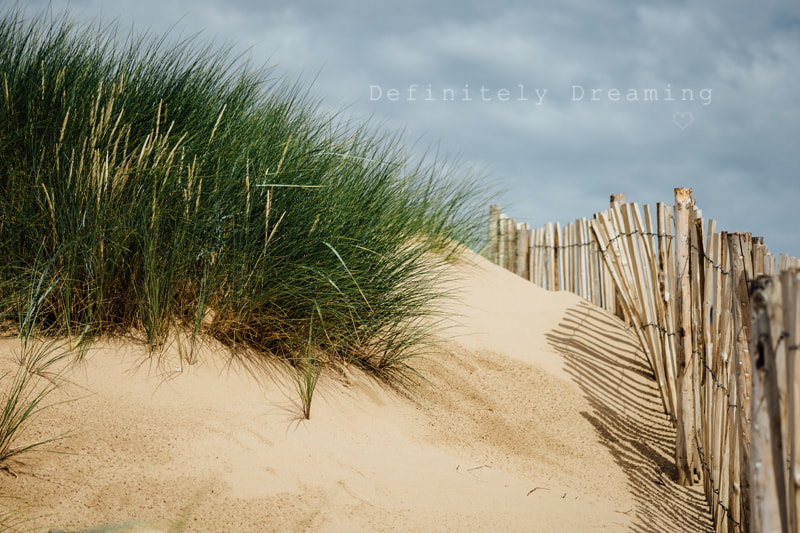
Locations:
488;197;799;533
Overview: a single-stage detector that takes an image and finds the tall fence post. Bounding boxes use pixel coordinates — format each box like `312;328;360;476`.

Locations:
610;193;626;320
782;270;800;533
499;214;510;271
488;205;502;265
675;187;700;486
545;222;556;290
749;276;788;533
729;232;754;532
554;222;562;291
516;223;530;280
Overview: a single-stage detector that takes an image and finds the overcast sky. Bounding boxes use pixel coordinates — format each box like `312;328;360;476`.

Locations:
19;0;800;256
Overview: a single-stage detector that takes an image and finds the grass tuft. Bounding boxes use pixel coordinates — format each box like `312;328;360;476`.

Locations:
0;501;40;533
0;339;70;466
289;313;323;420
0;6;494;411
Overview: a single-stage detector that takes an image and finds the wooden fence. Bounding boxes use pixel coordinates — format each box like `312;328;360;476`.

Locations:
487;190;800;533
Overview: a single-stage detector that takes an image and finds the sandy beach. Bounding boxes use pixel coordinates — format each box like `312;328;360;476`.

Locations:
0;250;713;532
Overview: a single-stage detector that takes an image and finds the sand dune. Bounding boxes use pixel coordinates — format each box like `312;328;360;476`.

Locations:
0;251;713;532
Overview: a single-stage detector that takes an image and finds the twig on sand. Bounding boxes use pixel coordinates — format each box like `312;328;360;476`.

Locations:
455;464;491;483
527;487;549;496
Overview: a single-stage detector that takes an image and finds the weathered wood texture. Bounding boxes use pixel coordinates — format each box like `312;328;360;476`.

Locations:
675;187;701;486
487;212;613;310
486;196;800;533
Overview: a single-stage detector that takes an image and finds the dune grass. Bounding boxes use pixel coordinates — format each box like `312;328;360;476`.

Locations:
0;338;70;468
0;5;490;408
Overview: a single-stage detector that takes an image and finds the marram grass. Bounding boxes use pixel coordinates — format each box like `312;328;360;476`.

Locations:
0;338;71;466
0;7;491;394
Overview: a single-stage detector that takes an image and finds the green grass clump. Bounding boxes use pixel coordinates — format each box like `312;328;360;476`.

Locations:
0;339;69;466
0;7;490;390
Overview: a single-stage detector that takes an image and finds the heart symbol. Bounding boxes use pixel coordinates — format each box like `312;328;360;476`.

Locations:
673;112;694;130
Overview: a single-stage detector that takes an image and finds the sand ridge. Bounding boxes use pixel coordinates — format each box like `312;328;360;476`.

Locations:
0;251;712;531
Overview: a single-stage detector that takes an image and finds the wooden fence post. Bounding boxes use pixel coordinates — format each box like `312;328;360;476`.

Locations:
689;209;707;490
505;218;517;272
765;253;777;276
488;205;502;264
675;187;701;486
782;270;800;533
781;254;791;273
545;222;555;290
516;223;530;280
498;213;508;270
752;237;767;278
610;194;626;320
729;232;754;532
749;276;788;533
554;222;562;291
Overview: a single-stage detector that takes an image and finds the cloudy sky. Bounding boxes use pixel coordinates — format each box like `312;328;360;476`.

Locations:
18;0;800;256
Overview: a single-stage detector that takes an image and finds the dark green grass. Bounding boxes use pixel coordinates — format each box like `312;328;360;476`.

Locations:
0;7;491;390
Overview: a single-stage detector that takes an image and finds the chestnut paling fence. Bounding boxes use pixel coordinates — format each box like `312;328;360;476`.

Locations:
487;190;800;533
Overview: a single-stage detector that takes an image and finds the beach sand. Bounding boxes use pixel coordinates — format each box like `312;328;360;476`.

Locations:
0;250;713;532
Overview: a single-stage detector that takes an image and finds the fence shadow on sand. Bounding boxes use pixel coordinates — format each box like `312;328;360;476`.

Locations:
546;300;713;533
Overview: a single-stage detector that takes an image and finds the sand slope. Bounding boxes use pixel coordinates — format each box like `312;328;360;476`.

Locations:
0;251;713;532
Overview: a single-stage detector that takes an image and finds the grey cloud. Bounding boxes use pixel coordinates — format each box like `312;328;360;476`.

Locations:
12;0;800;255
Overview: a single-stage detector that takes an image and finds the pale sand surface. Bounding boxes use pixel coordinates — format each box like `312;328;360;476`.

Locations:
0;251;713;532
